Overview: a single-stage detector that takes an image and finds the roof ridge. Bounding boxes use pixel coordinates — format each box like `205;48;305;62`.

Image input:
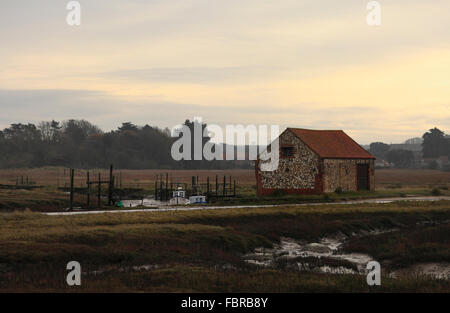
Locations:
287;127;344;132
287;128;375;159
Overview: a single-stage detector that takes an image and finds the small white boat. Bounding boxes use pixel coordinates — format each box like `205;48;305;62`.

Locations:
169;188;189;205
188;195;207;204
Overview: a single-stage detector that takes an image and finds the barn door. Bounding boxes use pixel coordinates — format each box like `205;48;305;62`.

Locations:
357;164;369;190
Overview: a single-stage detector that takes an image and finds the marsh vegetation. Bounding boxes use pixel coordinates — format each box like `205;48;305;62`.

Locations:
0;200;449;292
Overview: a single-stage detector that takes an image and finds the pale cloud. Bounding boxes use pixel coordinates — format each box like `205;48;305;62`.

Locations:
103;66;289;84
1;0;450;144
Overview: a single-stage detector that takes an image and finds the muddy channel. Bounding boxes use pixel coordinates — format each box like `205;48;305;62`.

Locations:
243;229;450;280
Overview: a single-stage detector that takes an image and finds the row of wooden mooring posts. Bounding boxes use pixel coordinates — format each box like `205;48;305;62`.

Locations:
68;165;119;211
15;176;33;186
154;174;237;201
0;176;40;190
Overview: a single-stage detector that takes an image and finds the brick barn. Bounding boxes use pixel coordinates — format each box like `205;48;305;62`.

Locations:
255;128;375;195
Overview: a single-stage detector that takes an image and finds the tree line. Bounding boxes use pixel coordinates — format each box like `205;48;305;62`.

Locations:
369;127;450;169
1;120;447;170
0;119;251;169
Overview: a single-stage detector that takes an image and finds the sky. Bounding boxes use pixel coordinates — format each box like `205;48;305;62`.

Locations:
1;0;449;144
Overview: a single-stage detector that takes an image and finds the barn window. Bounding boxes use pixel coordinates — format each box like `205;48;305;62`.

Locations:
281;146;294;158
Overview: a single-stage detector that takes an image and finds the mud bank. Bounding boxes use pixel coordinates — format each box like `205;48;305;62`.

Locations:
390;263;450;280
244;236;373;275
244;230;450;279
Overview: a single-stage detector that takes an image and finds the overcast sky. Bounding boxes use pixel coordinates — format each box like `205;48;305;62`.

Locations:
1;0;449;144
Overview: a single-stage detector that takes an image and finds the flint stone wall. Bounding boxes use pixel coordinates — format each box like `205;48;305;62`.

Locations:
323;159;374;192
259;130;319;189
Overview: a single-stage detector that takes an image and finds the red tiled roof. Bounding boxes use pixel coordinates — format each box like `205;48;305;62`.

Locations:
287;128;375;159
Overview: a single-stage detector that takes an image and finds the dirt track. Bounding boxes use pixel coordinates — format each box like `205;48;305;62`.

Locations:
45;196;450;216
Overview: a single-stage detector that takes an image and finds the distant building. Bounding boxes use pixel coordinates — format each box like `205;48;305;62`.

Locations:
438;156;449;167
389;143;423;166
389;143;422;152
422;156;450;169
255;128;375;195
375;159;392;168
404;137;423;145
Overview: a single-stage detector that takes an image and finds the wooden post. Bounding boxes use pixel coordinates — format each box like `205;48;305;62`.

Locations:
166;173;169;200
111;176;115;205
98;173;101;208
69;169;74;211
160;174;163;200
234;180;236;197
223;175;226;196
119;174;122;201
108;164;114;206
87;171;90;207
216;175;218;194
155;176;158;200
